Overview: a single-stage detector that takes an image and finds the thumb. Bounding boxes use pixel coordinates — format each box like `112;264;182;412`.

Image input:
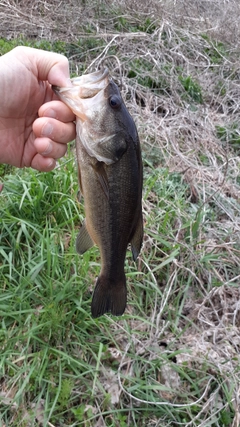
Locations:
14;46;72;87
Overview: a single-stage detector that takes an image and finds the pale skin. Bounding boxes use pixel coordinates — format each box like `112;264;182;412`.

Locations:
0;46;76;172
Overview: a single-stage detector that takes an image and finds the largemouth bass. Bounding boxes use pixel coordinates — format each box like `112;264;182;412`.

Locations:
53;68;143;317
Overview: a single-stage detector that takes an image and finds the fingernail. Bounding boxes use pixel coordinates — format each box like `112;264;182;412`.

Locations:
42;141;52;155
42;122;53;137
44;108;56;119
46;159;56;169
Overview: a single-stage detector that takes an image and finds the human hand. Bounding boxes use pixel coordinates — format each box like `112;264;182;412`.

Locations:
0;46;76;171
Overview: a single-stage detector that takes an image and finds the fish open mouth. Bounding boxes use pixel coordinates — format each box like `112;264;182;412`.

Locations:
52;68;110;119
52;68;109;99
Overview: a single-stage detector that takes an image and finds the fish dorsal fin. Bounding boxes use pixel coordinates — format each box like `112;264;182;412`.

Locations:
131;213;144;262
92;161;109;200
76;220;94;255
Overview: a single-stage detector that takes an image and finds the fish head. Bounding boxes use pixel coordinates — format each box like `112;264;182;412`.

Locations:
53;68;139;164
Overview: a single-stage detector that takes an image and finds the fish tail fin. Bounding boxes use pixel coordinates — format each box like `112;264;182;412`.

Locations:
91;274;127;318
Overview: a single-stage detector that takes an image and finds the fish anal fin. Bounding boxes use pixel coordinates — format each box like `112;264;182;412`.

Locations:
76;220;94;255
92;161;109;200
131;213;144;262
91;274;127;318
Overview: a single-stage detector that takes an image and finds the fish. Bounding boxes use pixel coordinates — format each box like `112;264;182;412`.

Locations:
53;68;143;317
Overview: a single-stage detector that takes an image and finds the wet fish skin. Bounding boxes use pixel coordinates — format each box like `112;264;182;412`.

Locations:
53;69;143;317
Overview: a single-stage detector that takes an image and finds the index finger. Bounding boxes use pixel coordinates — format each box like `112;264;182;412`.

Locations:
38;100;75;122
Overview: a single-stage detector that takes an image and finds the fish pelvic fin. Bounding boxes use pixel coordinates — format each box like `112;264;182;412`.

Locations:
91;274;127;318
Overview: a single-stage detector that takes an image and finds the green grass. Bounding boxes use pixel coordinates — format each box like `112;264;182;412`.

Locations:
178;75;203;104
0;37;105;76
216;123;240;152
0;147;238;426
0;38;66;56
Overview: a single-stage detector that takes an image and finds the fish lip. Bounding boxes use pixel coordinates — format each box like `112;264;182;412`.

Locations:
71;68;109;86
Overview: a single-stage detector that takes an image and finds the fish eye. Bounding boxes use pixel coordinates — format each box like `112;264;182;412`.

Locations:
109;95;121;109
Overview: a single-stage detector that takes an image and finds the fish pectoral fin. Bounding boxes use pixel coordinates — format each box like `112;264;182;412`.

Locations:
131;213;144;262
92;161;109;200
76;220;94;254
